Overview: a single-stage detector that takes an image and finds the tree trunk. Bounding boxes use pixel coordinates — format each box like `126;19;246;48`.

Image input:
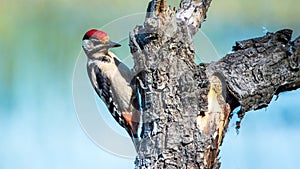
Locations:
129;0;300;168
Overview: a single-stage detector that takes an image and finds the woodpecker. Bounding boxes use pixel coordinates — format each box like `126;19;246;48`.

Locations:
82;29;141;150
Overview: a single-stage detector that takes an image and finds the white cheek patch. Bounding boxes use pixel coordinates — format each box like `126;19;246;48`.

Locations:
82;40;94;50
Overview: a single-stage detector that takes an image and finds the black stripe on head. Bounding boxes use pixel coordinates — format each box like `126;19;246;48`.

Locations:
82;34;90;41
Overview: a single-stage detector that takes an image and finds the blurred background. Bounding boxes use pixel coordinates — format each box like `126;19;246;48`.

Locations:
0;0;299;168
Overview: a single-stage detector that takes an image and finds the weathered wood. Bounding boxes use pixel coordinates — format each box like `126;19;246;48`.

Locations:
126;1;300;168
177;0;213;36
207;29;300;128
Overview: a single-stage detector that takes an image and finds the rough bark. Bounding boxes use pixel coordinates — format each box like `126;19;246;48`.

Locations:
127;0;300;168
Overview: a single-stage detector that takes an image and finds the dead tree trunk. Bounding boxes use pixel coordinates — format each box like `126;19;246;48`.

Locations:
128;0;300;168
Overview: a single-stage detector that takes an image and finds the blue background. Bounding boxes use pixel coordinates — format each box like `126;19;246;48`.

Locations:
1;0;299;168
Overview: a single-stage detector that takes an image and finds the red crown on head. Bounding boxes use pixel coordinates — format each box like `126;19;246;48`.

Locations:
83;29;109;43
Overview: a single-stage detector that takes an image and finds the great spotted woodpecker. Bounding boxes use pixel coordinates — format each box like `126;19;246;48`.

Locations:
82;29;141;150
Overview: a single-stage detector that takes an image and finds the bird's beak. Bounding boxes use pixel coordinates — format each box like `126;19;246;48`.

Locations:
108;41;121;48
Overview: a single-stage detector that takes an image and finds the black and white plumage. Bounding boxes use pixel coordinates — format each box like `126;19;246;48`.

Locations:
82;29;141;150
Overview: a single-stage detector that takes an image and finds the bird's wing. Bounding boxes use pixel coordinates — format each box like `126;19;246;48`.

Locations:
87;62;127;129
